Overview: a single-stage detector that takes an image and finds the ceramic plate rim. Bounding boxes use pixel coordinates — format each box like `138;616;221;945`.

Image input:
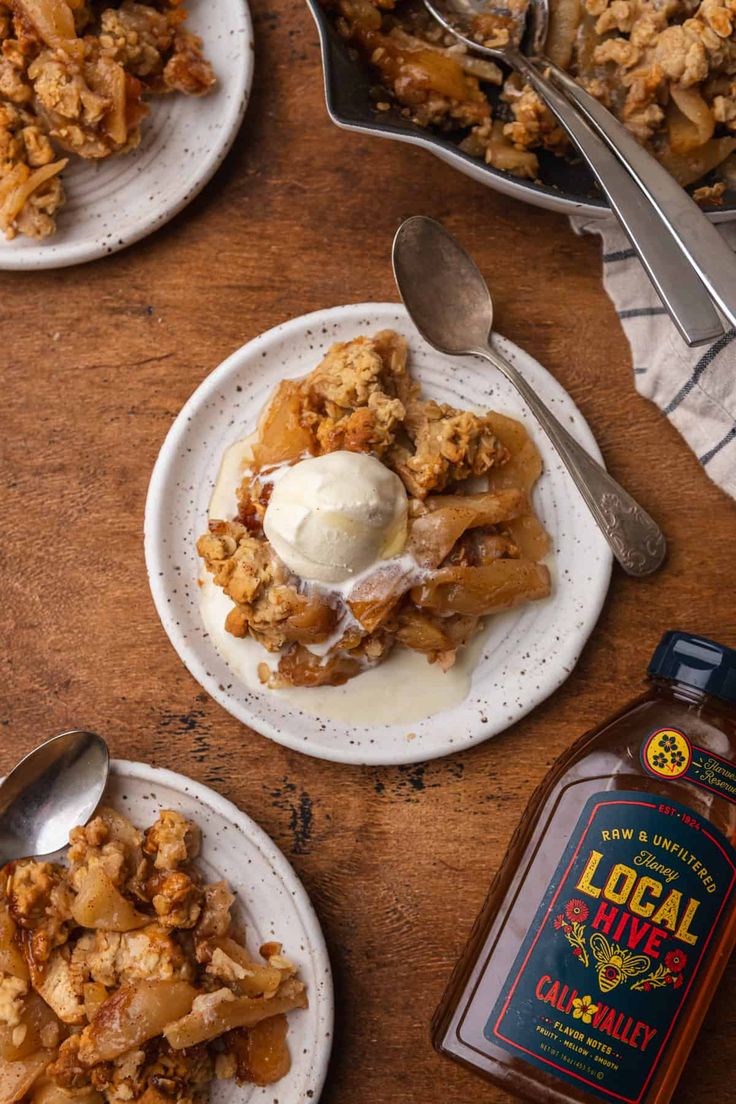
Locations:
0;0;253;271
144;302;613;766
108;757;334;1103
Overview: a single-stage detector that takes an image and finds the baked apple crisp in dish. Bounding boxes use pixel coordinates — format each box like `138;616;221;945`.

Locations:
196;329;552;693
0;0;215;240
322;0;736;198
0;804;308;1103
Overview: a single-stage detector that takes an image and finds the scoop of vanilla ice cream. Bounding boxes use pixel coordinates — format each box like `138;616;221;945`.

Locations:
263;451;408;585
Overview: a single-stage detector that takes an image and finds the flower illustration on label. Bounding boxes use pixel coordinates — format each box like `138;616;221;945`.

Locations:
664;949;687;973
565;899;589;923
571;995;599;1024
641;726;736;805
554;898;590;967
590;933;650;993
642;728;692;779
631;949;688;992
488;793;736;1104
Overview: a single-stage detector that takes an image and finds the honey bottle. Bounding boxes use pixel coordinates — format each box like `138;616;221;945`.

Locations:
434;631;736;1103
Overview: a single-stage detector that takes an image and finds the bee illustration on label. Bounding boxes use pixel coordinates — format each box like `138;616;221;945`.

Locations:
589;933;651;993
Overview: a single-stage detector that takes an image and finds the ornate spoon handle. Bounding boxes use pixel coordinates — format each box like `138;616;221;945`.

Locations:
475;342;666;577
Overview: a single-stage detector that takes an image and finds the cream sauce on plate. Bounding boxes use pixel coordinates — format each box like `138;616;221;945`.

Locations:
199;437;485;726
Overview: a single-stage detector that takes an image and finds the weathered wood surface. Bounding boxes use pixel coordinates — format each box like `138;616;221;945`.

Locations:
2;2;735;1101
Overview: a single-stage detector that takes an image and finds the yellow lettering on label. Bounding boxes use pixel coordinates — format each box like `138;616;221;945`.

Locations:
651;889;682;932
604;863;637;905
674;898;700;946
629;876;662;918
576;851;605;899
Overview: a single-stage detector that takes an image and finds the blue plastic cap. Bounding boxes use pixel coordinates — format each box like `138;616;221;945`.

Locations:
648;631;736;705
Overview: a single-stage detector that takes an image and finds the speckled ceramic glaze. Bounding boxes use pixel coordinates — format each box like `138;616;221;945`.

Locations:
0;0;253;271
144;302;613;766
106;759;333;1103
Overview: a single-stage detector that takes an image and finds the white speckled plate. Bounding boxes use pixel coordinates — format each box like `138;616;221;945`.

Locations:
144;302;612;765
0;0;253;270
107;759;333;1103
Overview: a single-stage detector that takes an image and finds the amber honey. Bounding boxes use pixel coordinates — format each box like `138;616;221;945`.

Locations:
434;632;736;1103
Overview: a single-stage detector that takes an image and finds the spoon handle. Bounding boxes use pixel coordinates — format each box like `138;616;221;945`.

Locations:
508;49;723;347
476;341;666;577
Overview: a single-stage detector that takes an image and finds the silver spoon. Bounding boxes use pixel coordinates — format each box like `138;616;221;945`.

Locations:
0;731;109;864
422;0;736;346
392;217;666;577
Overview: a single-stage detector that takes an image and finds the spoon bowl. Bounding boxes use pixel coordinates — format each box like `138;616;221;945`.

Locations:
392;215;494;356
0;731;109;863
424;0;548;59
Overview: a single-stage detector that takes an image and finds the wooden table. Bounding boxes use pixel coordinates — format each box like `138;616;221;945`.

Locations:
2;3;735;1101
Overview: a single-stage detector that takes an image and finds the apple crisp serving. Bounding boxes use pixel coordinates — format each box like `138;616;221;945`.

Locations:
324;0;736;198
197;330;552;691
0;806;307;1103
0;0;215;240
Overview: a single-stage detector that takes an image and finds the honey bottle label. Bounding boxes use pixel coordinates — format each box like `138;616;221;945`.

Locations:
641;726;736;804
486;790;736;1103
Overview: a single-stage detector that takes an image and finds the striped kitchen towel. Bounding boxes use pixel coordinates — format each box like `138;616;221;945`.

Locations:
573;216;736;500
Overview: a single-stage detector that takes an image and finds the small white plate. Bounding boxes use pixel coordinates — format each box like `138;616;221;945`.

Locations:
106;759;333;1104
0;0;253;270
144;302;612;765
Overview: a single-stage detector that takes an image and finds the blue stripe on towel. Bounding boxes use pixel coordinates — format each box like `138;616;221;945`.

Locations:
603;248;637;262
663;329;736;415
700;426;736;466
619;308;669;319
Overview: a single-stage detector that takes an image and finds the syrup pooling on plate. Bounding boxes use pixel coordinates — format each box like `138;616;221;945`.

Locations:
200;437;487;725
196;330;552;719
199;573;489;725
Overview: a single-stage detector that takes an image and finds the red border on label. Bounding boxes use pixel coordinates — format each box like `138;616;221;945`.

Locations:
491;797;736;1104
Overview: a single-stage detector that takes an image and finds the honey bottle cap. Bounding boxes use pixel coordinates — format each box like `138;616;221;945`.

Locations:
649;630;736;704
